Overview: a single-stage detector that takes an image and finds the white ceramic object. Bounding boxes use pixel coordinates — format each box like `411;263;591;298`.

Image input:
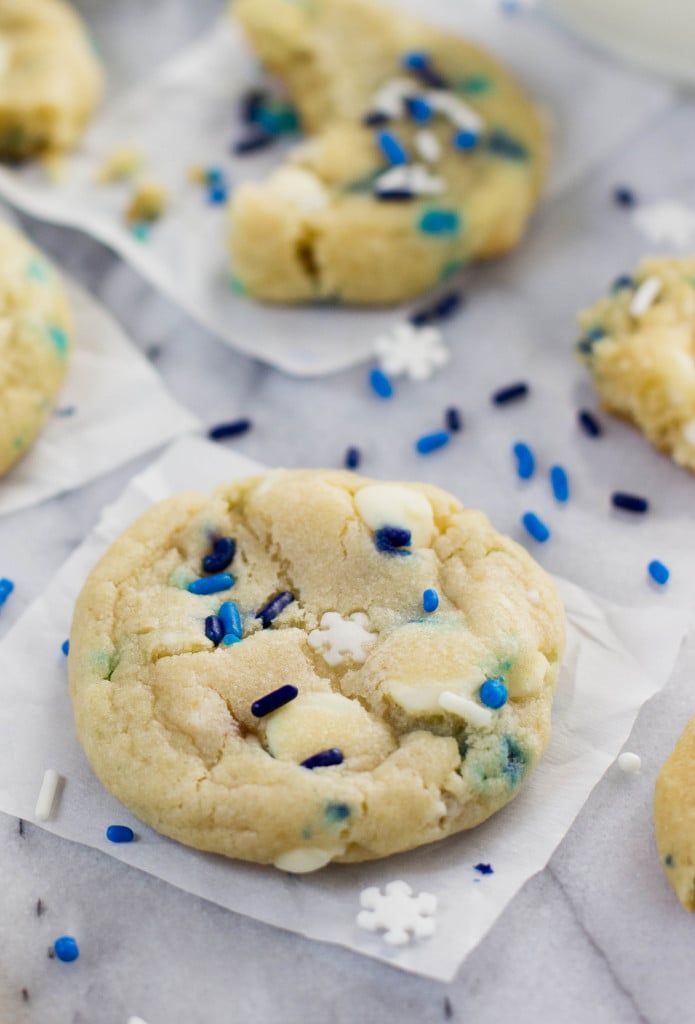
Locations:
543;0;695;84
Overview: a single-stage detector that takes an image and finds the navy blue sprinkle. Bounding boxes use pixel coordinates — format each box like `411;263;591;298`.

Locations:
578;409;602;437
208;419;252;441
614;186;637;208
301;748;344;770
487;131;528;161
252;684;298;718
474;862;494;875
492;382;529;405
375;526;411;554
577;325;606;355
205;614;225;646
240;89;266;124
410;290;463;326
401;51;448;89
374;188;415;202
256;591;295;627
363;110;391;126
233;130;275;155
612;275;634;291
445;407;462;432
345;446;361;470
612;492;649;514
203;537;236;574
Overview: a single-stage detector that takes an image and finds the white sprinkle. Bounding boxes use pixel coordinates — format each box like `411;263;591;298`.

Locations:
374;163;444;197
632;200;695;248
526;589;540;604
127;1018;150;1024
427;92;483;132
372;77;419;118
438;691;492;727
629;276;662;317
618;752;641;773
35;769;61;821
415;130;442;163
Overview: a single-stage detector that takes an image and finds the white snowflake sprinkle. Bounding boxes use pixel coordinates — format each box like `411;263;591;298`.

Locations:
632;201;695;248
357;880;437;946
307;611;375;666
374;323;449;382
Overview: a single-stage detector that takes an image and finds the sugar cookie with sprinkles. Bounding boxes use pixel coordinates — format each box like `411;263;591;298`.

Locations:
0;0;103;160
228;0;547;305
68;470;564;871
0;220;73;476
578;257;695;472
654;716;695;911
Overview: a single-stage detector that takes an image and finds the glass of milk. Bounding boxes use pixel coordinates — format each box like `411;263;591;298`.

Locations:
542;0;695;83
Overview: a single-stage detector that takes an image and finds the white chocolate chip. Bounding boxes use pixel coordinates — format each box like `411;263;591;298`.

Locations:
265;691;393;765
618;751;641;773
355;484;435;548
504;649;549;698
629;276;662;317
274;847;334;873
526;589;540;605
265;167;328;212
438;691;493;727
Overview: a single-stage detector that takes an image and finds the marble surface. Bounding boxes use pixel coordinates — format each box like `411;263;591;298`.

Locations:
1;2;694;1022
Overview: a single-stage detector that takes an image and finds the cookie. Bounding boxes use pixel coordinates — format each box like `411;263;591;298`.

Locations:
69;470;564;871
228;0;547;305
0;0;103;160
0;221;72;476
654;716;695;911
578;258;695;472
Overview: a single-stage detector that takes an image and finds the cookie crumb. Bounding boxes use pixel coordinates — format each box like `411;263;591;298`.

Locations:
126;178;168;224
94;145;144;184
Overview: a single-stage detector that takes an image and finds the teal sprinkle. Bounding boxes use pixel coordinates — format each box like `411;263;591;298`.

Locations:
47;324;68;356
458;75;491;94
26;257;50;282
502;736;528;786
253;101;299;135
130;222;151;243
420;209;461;236
229;276;246;296
441;259;466;280
325;802;351;823
487;130;529;161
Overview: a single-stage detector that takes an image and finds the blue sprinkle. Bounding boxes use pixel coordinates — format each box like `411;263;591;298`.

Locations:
612;492;649;514
219;601;242;639
513;442;535;480
474;862;494;875
0;578;14;608
363;110;391;126
416;430;450;455
203;537;236;574
406;96;433;123
453;129;479;151
614;185;637;208
301;748;344;770
53;936;79;963
492;382;529;405
375;526;411;554
576;325;606;355
223;633;241;645
369;367;394;399
233;130;275;155
208;419;252;441
479;678;508;709
402;50;429;69
648;560;670;585
187;574;234;595
345;446;361;470
410;289;463;326
522;512;550;543
419;209;460;236
550;465;569;503
207;183;228;204
612;275;634;292
376;129;409;166
206;168;226;186
106;824;134;843
445;407;462;432
325;801;351;822
578;409;602;437
401;51;448;88
256;591;295;627
487;130;528;161
61;639;70;656
423;588;439;613
205;614;225;646
251;684;298;718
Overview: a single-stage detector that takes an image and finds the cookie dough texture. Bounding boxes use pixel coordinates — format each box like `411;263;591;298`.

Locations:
69;470;565;870
0;220;72;476
228;0;547;305
579;258;695;472
0;0;103;160
654;716;695;911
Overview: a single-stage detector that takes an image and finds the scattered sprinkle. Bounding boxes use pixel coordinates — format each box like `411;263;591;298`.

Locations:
376;129;409;167
35;769;61;821
513;442;535;480
576;324;606;354
219;600;242;641
53;937;79;963
256;591;295;627
187;574;234;595
301;748;344;770
357;880;437;945
474;862;494;875
453;129;479;151
239;88;266;125
648;560;670;585
401;51;448;89
492;382;529;405
203;537;236;575
345;446;361;470
375;322;449;381
251;684;299;718
106;825;134;843
414;129;441;163
612;274;634;291
233;130;275;155
629;276;662;318
578;409;602;437
632;200;695;247
208;418;252;441
410;289;463;326
445;407;462;433
613;185;637;208
550;465;570;503
369;367;394;398
612;492;649;514
479;678;508;709
486;130;528;161
61;640;70;656
374;188;414;202
406;96;433;123
423;588;439;613
419;209;460;236
522;512;550;543
205;614;225;646
375;526;412;553
0;577;15;608
416;430;450;455
618;752;641;773
363;110;391;126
